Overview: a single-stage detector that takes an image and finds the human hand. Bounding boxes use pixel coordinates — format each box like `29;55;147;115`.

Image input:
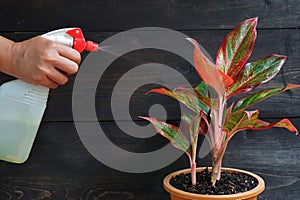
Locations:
6;36;81;89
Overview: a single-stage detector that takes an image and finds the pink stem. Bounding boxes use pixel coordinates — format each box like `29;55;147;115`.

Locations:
210;96;226;186
216;160;222;180
211;137;231;185
191;162;197;185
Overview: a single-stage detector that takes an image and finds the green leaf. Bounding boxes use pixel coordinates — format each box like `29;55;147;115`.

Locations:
194;81;222;111
187;38;234;97
139;116;191;157
190;112;201;145
227;55;286;98
223;110;254;136
233;84;300;111
148;87;210;113
216;17;257;79
223;110;298;136
195;81;208;96
178;86;213;112
181;112;208;135
195;82;219;107
189;112;201;163
181;113;194;133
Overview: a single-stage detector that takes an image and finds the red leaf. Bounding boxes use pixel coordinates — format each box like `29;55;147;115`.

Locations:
216;17;257;79
187;38;233;97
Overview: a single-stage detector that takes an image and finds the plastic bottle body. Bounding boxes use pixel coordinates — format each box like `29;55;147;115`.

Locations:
0;92;46;163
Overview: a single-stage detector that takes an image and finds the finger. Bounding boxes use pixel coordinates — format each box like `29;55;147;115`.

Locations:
31;72;59;89
46;68;69;85
53;56;79;75
47;80;59;89
56;44;81;64
39;77;59;89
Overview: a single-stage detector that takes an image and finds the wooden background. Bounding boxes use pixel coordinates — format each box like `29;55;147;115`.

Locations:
0;0;299;199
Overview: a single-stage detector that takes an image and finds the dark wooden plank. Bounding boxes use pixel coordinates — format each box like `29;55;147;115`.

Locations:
0;1;299;200
0;0;299;32
1;119;299;199
1;29;299;121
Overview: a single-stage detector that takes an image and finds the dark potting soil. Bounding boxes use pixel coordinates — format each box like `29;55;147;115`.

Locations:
170;168;258;195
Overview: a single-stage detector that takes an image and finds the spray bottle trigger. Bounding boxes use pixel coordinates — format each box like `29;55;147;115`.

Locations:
66;28;86;53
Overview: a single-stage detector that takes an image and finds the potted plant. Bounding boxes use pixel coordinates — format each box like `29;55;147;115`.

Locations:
139;18;299;199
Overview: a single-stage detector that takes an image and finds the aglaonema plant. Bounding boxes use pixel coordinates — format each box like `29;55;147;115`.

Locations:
140;18;299;186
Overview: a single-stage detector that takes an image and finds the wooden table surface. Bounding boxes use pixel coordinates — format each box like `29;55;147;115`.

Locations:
1;1;299;199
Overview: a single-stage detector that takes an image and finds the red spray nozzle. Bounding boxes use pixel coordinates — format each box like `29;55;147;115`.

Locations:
85;40;99;51
66;28;98;53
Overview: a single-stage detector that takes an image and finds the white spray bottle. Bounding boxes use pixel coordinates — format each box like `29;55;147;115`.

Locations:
0;28;98;163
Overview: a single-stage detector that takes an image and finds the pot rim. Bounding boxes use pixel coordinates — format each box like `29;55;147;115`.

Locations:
163;167;265;200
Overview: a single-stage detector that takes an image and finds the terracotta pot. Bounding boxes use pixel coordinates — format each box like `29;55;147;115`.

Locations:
163;167;265;200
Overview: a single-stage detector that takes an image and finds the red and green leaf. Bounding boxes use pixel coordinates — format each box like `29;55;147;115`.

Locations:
182;112;208;135
227;55;286;98
187;38;234;97
254;118;298;134
181;113;194;132
190;112;201;144
189;112;202;166
148;87;210;113
223;110;298;136
195;81;208;96
233;84;300;111
193;81;219;110
176;86;214;111
216;17;257;79
223;110;258;136
139;116;192;157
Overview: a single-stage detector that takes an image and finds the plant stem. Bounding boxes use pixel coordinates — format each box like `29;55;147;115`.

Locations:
211;149;222;186
210;95;226;186
191;133;198;185
211;136;231;186
191;161;197;185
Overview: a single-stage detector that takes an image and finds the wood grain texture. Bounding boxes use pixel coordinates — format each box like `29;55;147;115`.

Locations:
0;120;299;199
0;0;299;199
0;0;299;32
